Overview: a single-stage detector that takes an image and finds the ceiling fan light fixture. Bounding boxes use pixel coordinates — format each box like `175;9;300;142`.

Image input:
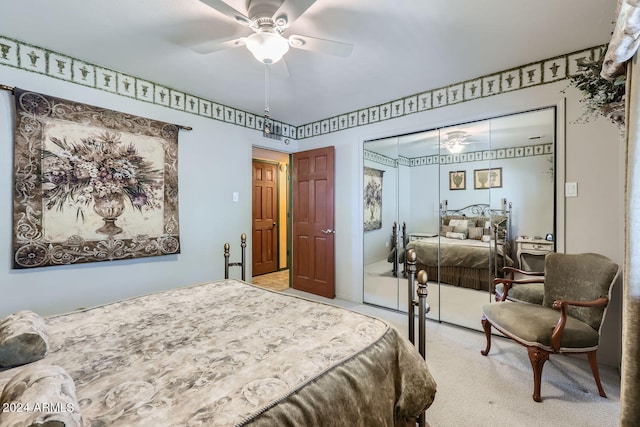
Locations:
246;30;290;64
446;142;465;154
444;130;468;154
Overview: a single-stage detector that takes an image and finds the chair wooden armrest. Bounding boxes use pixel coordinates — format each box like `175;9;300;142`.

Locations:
550;296;609;351
502;266;544;279
492;277;545;301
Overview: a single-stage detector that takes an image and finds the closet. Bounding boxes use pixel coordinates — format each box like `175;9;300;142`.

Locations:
362;108;557;330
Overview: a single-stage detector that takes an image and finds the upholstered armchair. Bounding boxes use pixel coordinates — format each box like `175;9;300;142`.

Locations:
493;266;545;304
481;252;620;402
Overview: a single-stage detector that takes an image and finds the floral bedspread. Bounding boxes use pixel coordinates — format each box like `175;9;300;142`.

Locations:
0;280;436;426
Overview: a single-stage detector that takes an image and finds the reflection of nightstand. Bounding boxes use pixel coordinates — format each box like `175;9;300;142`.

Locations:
409;232;437;241
516;238;554;271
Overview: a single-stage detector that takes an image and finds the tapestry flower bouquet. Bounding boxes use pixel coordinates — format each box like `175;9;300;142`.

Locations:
41;131;163;233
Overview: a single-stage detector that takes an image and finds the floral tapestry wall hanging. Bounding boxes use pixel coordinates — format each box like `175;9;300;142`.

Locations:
12;88;181;268
364;166;384;231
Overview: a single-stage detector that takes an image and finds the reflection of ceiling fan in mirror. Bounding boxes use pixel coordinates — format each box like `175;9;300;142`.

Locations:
193;0;354;66
441;131;472;154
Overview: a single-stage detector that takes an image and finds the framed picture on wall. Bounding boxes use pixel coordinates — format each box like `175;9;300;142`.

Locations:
474;167;503;189
449;171;466;190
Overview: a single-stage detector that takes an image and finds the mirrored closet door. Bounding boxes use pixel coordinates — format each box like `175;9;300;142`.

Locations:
363;136;402;310
363;108;556;331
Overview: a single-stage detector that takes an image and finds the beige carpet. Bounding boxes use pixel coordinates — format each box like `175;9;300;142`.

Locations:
251;269;289;291
364;258;492;331
283;288;621;427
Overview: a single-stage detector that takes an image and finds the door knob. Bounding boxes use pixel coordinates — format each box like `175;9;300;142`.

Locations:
321;229;335;235
272;222;277;228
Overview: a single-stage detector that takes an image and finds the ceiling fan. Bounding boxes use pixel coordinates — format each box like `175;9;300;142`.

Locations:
440;131;473;154
193;0;354;65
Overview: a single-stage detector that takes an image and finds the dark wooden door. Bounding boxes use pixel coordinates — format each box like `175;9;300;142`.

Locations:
252;160;278;276
292;146;335;298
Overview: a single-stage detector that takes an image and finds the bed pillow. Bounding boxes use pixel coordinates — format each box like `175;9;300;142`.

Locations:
446;231;467;240
0;310;49;368
448;219;476;234
440;225;454;236
0;364;83;427
468;226;484;240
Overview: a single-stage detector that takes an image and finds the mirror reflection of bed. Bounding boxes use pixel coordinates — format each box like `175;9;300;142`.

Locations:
363;108;556;331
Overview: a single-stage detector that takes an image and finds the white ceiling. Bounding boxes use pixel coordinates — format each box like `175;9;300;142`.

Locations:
0;0;617;126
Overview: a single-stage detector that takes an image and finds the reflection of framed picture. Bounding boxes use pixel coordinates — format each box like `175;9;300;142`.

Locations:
363;166;384;231
474;167;503;189
449;171;466;190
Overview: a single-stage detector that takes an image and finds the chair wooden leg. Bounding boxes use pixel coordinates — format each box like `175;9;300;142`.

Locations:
481;317;492;356
587;351;607;398
527;346;549;402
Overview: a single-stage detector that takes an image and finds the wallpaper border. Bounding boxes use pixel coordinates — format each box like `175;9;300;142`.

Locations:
364;143;554;168
0;33;603;140
0;35;297;139
296;46;605;139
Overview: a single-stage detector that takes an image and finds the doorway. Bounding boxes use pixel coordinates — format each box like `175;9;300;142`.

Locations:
252;147;291;290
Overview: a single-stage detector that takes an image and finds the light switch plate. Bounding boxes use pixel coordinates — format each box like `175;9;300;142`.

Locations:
565;182;578;197
232;191;239;202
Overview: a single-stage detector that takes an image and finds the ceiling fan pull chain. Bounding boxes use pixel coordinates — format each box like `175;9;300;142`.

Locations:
263;64;271;133
264;64;270;117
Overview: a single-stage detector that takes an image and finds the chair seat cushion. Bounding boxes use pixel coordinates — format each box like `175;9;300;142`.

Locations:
495;282;544;305
482;302;600;350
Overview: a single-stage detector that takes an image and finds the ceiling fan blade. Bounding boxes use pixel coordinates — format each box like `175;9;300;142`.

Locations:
288;34;353;57
272;0;316;27
199;0;252;26
191;37;247;54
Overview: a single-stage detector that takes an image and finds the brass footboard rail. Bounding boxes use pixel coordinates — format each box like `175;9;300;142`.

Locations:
224;233;247;280
406;248;429;427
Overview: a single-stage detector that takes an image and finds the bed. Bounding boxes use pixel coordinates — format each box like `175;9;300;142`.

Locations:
0;279;436;426
405;201;514;291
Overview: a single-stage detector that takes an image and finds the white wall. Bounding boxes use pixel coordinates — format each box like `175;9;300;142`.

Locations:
0;48;625;366
299;83;624;366
0;66;295;318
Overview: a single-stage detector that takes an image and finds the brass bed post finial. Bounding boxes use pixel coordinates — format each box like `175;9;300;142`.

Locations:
406;249;417;345
223;234;247;281
440;199;448;218
240;233;247;281
417;270;429;360
224;243;230;279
